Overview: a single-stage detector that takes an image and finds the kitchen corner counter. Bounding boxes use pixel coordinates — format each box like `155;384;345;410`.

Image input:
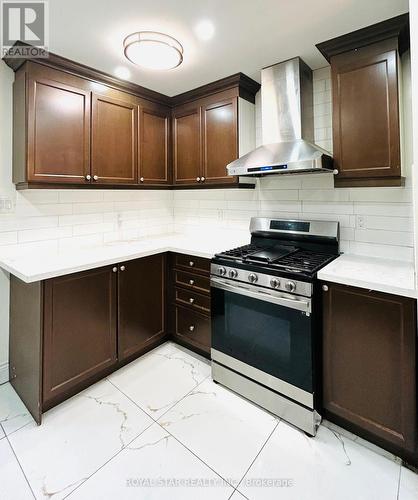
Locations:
0;232;249;283
318;254;417;299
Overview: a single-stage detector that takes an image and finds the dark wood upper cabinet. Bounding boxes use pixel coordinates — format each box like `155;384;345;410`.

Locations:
17;65;91;185
92;92;138;184
322;282;417;458
139;106;171;184
202;98;238;184
7;49;259;189
43;266;117;406
118;254;166;362
173;105;202;185
316;14;409;188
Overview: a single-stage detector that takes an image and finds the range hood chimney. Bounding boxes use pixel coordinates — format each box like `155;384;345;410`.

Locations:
227;57;333;177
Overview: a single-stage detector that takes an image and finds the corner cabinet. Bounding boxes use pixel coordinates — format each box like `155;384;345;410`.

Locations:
7;50;259;190
173;91;254;188
9;254;166;423
322;282;417;464
316;14;409;188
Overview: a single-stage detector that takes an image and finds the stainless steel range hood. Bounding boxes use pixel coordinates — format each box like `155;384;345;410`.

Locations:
227;57;333;177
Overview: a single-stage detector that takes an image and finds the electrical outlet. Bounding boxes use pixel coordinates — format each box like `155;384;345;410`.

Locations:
357;215;366;229
0;197;13;213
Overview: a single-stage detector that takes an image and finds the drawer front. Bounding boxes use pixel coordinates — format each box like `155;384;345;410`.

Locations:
175;270;210;294
175;253;210;274
175;305;211;352
175;287;210;313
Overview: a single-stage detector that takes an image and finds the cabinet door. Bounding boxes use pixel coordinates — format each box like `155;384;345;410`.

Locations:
322;283;416;452
118;255;165;362
202;98;238;184
139;106;170;184
43;267;117;405
331;41;401;186
27;77;90;184
92;93;138;184
173;106;201;185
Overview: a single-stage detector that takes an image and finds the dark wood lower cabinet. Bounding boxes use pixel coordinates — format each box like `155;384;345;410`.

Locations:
168;252;211;357
322;282;417;463
9;255;168;423
43;267;117;406
118;254;165;362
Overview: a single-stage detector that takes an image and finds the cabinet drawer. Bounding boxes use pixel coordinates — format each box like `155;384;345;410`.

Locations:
175;287;210;313
175;305;211;352
175;253;210;274
175;270;210;294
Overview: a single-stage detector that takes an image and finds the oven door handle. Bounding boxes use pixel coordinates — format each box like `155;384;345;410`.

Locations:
211;277;311;314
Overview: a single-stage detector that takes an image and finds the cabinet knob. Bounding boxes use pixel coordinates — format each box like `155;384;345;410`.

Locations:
112;267;118;273
322;284;329;292
120;265;126;272
333;169;339;176
189;279;195;285
140;177;144;182
201;176;205;182
189;325;195;332
189;297;195;304
85;174;91;181
196;177;201;182
189;261;194;267
93;175;99;181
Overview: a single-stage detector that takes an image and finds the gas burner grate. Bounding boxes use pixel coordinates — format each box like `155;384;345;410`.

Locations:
272;250;336;274
215;244;264;260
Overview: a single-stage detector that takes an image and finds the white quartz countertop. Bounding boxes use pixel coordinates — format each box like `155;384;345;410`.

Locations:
0;231;250;283
318;254;417;298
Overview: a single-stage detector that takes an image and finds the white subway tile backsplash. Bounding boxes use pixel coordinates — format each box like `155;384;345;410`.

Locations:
0;68;413;264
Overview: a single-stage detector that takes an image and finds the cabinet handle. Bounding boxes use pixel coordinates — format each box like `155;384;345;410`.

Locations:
140;177;144;182
201;176;205;182
189;279;195;285
85;174;91;181
196;177;201;182
93;175;99;181
189;297;195;304
189;261;194;267
322;284;329;292
189;325;195;332
120;265;126;272
112;267;118;273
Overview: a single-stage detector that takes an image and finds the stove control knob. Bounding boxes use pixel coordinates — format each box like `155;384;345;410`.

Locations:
270;278;280;289
229;269;238;278
248;273;258;284
285;281;296;292
218;267;227;276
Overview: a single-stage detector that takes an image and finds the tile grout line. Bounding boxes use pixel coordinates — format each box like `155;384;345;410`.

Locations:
62;360;213;497
5;434;37;499
230;419;281;497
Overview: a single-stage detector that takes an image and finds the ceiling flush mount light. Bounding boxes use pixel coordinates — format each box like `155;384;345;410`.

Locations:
123;31;183;70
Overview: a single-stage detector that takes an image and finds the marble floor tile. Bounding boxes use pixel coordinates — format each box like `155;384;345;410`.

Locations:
0;383;34;436
229;490;249;500
8;379;154;500
398;466;418;500
68;423;234;500
238;420;401;500
158;378;278;483
108;342;211;419
0;438;34;499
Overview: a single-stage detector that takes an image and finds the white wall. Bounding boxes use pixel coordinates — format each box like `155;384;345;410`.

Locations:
410;1;418;286
174;64;414;262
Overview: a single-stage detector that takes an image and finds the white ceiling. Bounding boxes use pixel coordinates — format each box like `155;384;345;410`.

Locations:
49;0;409;96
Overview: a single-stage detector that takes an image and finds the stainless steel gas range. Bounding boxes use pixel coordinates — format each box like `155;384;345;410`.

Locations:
210;217;340;436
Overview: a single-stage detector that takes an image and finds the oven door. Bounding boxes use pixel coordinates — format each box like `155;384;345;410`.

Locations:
211;276;313;401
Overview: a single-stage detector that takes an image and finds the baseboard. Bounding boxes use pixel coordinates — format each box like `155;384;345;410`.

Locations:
0;362;9;385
